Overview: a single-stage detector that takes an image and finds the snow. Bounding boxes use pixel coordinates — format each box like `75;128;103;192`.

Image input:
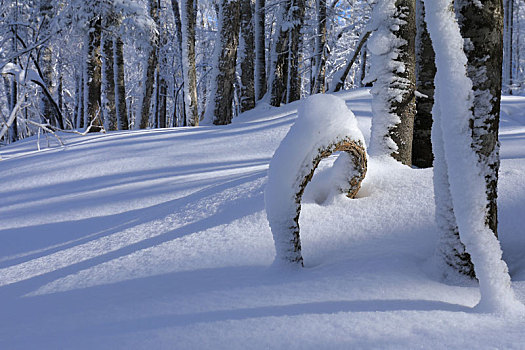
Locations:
424;0;525;314
1;89;525;348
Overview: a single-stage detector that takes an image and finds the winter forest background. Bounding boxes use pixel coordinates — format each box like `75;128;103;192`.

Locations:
1;0;521;140
2;0;525;348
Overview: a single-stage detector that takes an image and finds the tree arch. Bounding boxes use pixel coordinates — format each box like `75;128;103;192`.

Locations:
265;94;367;267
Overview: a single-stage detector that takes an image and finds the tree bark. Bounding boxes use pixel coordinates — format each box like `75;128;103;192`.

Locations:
254;0;266;101
102;6;118;131
389;0;416;165
456;0;503;238
206;0;241;125
287;0;305;103
269;0;292;107
115;36;129;130
412;0;435;168
369;0;416;166
39;0;63;129
312;0;327;94
139;0;159;129
239;0;256;112
86;12;103;132
181;0;199;126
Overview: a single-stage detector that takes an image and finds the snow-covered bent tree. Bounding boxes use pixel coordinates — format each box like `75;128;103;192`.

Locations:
265;95;367;266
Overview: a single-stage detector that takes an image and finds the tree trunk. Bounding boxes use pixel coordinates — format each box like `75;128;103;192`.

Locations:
181;0;199;126
359;48;367;87
239;0;256;112
86;13;103;132
171;0;186;126
456;0;503;238
254;0;267;101
312;0;327;94
205;0;241;125
139;0;159;129
503;0;514;93
287;0;305;103
269;0;292;107
39;0;61;128
115;36;129;130
369;0;416;165
412;0;435;168
102;7;118;131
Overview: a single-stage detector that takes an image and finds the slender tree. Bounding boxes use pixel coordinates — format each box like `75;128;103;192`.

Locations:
312;0;327;94
181;0;199;126
287;0;305;103
85;3;104;132
204;0;241;125
102;1;118;131
412;0;435;168
239;0;255;112
138;0;159;129
269;0;292;107
254;0;266;101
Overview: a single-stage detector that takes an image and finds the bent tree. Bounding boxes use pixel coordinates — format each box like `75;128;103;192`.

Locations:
265;95;367;266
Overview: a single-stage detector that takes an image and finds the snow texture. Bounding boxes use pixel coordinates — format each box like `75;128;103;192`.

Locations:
1;88;525;348
265;94;366;265
424;0;525;315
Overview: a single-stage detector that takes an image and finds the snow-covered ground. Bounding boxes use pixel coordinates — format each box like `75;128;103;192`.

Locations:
1;89;524;349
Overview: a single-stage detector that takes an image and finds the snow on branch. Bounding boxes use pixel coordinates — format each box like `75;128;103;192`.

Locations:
265;94;367;266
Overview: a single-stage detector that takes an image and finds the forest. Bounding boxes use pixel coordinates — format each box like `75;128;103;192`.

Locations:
0;0;522;142
1;0;525;348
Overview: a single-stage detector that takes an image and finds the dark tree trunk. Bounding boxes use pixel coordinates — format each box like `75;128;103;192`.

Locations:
86;14;103;132
208;0;241;125
254;0;266;100
269;0;292;107
102;8;118;131
115;36;129;130
312;0;327;94
390;0;417;165
39;0;63;129
171;0;186;126
239;0;256;112
139;0;159;129
456;0;504;238
412;0;435;168
287;0;305;103
181;0;199;126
